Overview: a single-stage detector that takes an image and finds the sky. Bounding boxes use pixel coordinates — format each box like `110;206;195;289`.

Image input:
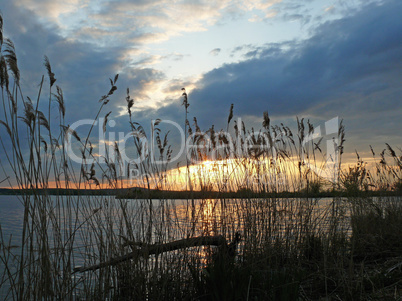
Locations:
0;0;401;186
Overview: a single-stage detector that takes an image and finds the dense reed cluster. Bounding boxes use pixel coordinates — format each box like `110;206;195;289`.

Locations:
0;16;401;300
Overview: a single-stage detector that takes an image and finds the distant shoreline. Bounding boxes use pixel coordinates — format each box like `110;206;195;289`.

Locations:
0;188;119;196
0;187;400;199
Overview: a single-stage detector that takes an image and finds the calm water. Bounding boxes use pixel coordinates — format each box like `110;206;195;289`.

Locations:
1;194;397;299
0;194;345;253
0;195;25;246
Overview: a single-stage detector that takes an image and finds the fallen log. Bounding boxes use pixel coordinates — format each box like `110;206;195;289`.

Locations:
73;235;228;273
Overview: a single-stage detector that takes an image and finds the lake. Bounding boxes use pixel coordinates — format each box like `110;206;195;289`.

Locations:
1;194;397;299
0;194;349;248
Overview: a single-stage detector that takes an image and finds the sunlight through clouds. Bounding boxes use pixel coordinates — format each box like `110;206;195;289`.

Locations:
13;0;284;47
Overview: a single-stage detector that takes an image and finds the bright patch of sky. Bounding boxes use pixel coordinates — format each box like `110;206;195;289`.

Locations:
131;0;366;79
133;0;372;106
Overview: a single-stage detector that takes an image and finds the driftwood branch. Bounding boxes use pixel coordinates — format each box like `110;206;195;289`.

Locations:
73;235;227;273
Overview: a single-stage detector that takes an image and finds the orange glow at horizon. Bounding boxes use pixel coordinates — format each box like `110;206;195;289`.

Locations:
124;156;338;192
2;156;382;192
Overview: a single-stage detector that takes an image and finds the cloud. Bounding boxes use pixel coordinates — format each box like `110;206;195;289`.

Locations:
173;0;402;151
126;52;186;68
209;48;221;56
9;0;284;48
1;0;170;126
13;0;85;23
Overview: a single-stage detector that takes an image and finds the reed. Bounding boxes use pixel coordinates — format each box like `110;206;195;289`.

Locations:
0;17;401;300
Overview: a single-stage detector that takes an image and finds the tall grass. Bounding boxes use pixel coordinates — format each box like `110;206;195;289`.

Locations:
0;16;401;300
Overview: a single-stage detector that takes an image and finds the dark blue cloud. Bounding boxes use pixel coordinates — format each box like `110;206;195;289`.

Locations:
182;0;401;145
0;1;170;131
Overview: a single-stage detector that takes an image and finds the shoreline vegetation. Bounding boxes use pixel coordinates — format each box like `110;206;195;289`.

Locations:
1;15;401;300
